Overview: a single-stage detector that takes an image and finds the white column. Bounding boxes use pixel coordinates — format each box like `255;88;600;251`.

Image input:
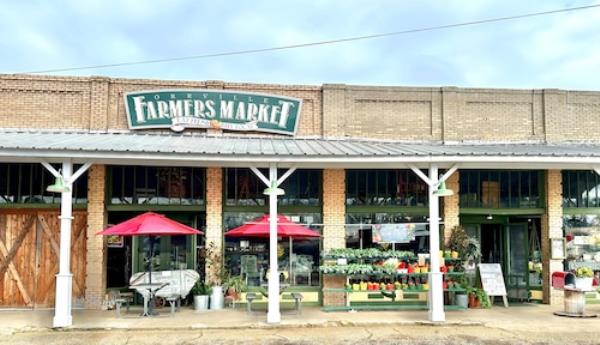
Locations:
53;160;74;328
267;165;281;323
428;164;445;322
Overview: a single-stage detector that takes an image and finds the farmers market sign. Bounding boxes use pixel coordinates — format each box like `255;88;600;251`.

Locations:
124;89;302;135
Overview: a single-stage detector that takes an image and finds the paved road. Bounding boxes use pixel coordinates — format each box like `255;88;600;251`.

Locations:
3;325;600;345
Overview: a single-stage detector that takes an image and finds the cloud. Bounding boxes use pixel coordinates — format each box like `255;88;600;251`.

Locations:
0;0;599;90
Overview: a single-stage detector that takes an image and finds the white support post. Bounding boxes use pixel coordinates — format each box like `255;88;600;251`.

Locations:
39;160;92;328
427;164;445;322
266;164;280;324
53;159;74;328
249;164;296;324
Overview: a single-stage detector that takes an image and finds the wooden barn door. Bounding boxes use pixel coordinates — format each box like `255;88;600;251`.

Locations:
0;210;87;308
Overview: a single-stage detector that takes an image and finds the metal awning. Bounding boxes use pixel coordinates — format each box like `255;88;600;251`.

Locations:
1;130;600;169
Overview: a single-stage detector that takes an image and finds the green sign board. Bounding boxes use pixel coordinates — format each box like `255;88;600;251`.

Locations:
124;90;302;135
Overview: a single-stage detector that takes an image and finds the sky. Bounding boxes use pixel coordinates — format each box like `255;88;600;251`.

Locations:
1;0;600;90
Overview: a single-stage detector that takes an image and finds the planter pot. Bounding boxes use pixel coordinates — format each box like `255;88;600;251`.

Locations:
575;277;593;291
456;293;469;309
210;286;224;310
193;295;209;311
468;293;480;308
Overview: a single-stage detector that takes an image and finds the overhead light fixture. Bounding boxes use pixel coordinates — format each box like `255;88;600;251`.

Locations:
432;181;454;197
46;175;70;193
486;214;493;220
263;180;284;196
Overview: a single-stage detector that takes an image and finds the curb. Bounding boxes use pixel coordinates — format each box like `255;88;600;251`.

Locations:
2;320;485;334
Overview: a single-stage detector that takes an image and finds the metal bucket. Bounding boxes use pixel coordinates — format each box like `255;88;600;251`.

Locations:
210;286;224;310
193;295;209;311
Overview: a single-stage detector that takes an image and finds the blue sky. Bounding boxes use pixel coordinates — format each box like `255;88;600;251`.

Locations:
2;0;600;90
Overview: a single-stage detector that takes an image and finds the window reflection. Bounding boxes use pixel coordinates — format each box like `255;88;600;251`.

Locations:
224;212;321;287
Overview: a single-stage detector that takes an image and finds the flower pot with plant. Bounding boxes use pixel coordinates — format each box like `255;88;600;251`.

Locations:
575;267;594;291
205;241;227;310
191;281;212;311
224;275;247;300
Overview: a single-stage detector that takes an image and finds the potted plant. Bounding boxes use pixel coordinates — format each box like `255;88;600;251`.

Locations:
205;241;226;310
191;281;212;311
575;267;594;291
448;225;482;273
454;276;469;309
223;275;247;301
466;287;490;308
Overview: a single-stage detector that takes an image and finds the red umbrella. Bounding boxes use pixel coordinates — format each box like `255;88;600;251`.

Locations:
225;214;320;239
97;212;202;236
97;212;202;287
225;214;320;285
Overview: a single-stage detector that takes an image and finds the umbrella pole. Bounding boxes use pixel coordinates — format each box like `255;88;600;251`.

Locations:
289;237;293;286
148;236;153;285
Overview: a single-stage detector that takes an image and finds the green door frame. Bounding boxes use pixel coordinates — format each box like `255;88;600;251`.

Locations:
460;214;532;302
131;213;199;275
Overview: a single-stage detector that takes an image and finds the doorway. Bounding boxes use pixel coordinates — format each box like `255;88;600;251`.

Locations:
106;211;205;289
462;217;537;302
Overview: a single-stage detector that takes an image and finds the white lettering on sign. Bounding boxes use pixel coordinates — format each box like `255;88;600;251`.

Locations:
125;89;302;135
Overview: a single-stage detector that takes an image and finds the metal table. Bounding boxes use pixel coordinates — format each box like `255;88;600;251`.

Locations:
130;282;169;317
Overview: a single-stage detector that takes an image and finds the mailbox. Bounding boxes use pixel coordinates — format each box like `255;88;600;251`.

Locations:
552;271;575;290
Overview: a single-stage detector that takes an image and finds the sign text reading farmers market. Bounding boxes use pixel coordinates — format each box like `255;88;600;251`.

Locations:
125;90;302;135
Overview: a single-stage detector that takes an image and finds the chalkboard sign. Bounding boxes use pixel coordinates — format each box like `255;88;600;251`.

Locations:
478;263;509;307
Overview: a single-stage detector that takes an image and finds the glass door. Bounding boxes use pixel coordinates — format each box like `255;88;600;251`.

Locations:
133;214;198;274
506;223;529;301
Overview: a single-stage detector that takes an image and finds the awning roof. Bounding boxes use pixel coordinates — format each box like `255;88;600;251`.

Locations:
1;130;600;169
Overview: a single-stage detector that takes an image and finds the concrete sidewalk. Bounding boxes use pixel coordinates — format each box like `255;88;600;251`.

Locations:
1;303;599;335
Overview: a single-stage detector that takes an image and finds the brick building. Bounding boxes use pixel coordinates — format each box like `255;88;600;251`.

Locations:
1;74;600;326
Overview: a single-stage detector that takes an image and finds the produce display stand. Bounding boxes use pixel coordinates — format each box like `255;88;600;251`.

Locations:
320;249;466;312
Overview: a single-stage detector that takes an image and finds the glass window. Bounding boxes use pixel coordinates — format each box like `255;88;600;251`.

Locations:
346;170;428;207
562;171;600;208
0;163;86;205
345;213;431;253
459;170;541;209
224;212;321;287
225;168;321;207
108;166;204;206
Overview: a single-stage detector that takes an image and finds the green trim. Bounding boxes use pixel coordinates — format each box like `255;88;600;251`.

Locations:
246;286;320;293
460;208;544;215
0;203;86;209
346;206;428;214
223;205;321;213
107;205;205;212
563;208;600;215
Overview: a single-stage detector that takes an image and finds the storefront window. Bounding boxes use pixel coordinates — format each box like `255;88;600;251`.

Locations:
564;215;600;276
562;171;600;208
0;163;87;205
346;170;427;206
224;212;322;287
459;170;541;208
345;213;432;253
225;168;321;206
108;166;204;205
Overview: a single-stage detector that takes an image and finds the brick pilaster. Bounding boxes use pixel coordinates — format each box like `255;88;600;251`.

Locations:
89;76;110;131
84;164;107;309
205;167;223;284
541;170;564;305
443;171;460;245
323;169;346;251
